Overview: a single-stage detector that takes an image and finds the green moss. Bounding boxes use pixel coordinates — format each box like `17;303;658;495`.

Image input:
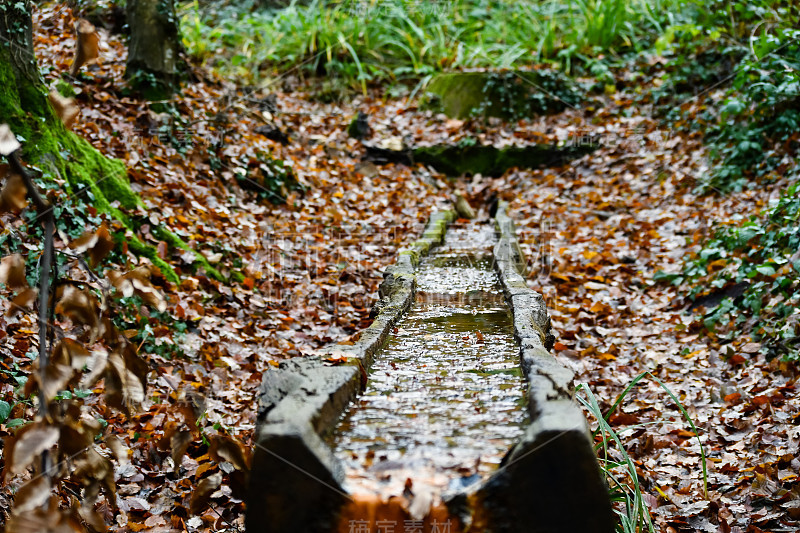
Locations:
1;50;139;214
399;249;420;266
151;226;224;282
411;239;432;255
126;234;180;285
55;80;76;98
1;49;185;283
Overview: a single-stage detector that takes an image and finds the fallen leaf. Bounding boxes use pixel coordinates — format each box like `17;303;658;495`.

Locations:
48;90;79;128
0;124;20;156
189;473;222;515
0;169;28;213
0;254;28;290
11;424;60;475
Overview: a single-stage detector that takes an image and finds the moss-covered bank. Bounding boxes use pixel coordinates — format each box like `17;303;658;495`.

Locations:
0;48;223;283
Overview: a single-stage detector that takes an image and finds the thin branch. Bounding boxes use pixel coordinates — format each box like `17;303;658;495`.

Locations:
5;150;56;480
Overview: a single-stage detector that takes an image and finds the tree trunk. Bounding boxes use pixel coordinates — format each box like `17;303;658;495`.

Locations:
125;0;181;100
0;0;48;119
0;1;139;234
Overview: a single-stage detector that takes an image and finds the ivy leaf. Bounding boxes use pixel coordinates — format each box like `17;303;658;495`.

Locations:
0;400;10;423
755;265;776;276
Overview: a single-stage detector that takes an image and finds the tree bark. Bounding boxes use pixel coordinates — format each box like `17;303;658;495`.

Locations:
125;0;181;100
0;0;43;94
0;0;61;154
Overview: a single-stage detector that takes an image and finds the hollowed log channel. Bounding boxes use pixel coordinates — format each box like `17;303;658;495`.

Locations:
246;208;615;533
331;221;523;531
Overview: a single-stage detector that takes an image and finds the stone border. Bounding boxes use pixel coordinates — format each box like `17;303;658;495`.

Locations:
449;201;616;532
246;210;455;533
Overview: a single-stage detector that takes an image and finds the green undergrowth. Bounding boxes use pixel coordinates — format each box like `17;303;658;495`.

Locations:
659;184;800;362
647;2;800;191
577;373;707;533
179;0;676;92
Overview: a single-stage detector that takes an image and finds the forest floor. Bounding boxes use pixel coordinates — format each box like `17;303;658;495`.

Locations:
0;4;798;533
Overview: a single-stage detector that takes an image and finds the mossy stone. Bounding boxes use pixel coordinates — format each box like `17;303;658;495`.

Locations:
413;143;596;177
423;70;581;120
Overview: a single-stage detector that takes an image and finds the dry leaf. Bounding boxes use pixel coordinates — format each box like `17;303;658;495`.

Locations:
70;19;99;75
171;429;193;474
48;90;80;129
72;447;116;505
0;169;28;213
104;347;148;412
38;361;76;402
108;266;167;312
0;124;20;156
55;286;100;339
189;473;222;515
80;348;108;390
69;224;114;267
53;338;91;371
210;434;249;471
106;435;130;468
13;475;51;514
59;422;94;458
0;254;28;290
11;424;60;475
7;287;37;317
7;503;82;533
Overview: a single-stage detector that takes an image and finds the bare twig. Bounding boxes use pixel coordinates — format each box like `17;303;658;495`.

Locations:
6;149;56;479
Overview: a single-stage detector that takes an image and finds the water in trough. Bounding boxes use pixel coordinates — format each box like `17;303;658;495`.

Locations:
332;221;527;506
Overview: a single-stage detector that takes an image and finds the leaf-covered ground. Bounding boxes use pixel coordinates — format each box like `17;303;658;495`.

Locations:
1;4;798;532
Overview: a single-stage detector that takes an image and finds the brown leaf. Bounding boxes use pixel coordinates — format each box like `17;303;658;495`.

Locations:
55;286;99;340
7;503;83;533
59;422;94;458
741;342;761;354
7;287;37;317
189;472;222;515
106;435;130;468
107;269;133;298
48;90;80;129
209;434;249;472
53;338;91;371
72;447;116;505
13;475;51;514
108;267;167;312
11;424;60;475
38;361;76;402
0;169;28;213
0;124;21;156
77;501;108;533
171;429;193;474
69;224;114;267
70;19;99;76
104;347;148;413
0;254;28;290
126;266;167;312
79;348;108;390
